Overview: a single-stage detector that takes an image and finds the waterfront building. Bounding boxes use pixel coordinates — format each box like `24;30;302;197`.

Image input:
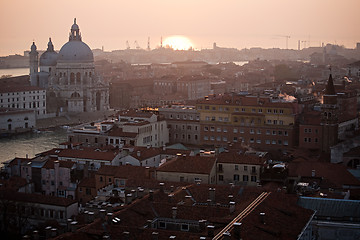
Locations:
29;19;109;114
0;75;47;119
196;93;299;150
0;108;36;134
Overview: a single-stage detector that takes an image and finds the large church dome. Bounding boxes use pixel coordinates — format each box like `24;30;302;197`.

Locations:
58;41;93;63
40;38;58;66
57;18;94;63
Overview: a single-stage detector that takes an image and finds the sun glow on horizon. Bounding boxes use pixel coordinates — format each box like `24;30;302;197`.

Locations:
163;35;193;50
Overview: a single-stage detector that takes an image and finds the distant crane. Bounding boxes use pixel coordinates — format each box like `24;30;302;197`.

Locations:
147;37;150;51
134;40;141;49
125;40;130;50
279;35;291;49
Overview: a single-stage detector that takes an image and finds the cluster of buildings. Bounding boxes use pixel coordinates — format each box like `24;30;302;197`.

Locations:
1;19;360;239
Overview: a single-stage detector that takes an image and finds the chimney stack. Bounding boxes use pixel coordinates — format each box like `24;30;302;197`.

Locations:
149;190;154;201
51;228;57;238
45;226;52;238
311;170;316;177
172;207;177;219
126;193;132;204
207;225;215;237
152;232;159;240
99;209;106;220
233;222;242;238
137;151;141;157
260;212;266;224
32;230;40;240
185;195;192;206
159;182;165;192
70;221;78;232
209;188;215;203
223;231;231;240
229;201;235;214
107;213;113;225
122;232;130;240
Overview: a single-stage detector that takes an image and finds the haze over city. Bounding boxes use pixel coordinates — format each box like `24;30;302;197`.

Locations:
1;0;360;56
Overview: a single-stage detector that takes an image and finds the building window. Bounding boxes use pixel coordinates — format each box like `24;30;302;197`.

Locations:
234;174;240;181
159;221;166;229
244;166;248;171
251;176;257;182
219;175;224;181
243;175;249;181
108;178;112;183
181;224;189;232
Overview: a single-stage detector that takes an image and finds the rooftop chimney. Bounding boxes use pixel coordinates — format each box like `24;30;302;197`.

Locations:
51;228;57;238
122;231;130;240
147;219;153;228
260;212;266;224
185;195;193;206
107;213;113;225
149;190;154;201
147;144;151;149
99;209;106;220
233;222;242;238
32;230;40;240
209;188;215;203
137;151;141;157
172;207;177;219
152;232;159;240
159;182;165;192
207;225;215;237
223;231;231;240
70;221;78;232
229;201;235;214
311;170;316;177
126;193;132;204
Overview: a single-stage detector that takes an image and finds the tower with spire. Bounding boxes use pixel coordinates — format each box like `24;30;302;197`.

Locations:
321;72;338;153
29;42;39;86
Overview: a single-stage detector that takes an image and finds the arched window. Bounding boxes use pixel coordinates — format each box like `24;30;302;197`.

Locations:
7;119;12;122
70;72;75;85
24;117;29;120
76;72;81;84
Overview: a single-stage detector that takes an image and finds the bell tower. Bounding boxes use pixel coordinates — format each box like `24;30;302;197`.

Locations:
321;73;338;153
29;41;39;86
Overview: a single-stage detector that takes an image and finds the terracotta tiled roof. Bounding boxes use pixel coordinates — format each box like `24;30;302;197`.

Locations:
240;193;314;240
58;148;119;161
0;85;44;94
130;147;162;161
157;156;216;175
42;158;75;169
107;127;137;138
6;157;31;166
288;161;360;188
0;190;77;207
96;165;153;180
217;151;265;165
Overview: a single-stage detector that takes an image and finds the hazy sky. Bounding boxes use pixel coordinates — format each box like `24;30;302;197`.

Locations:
1;0;359;56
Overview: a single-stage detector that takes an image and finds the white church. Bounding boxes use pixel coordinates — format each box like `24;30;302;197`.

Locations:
29;19;109;114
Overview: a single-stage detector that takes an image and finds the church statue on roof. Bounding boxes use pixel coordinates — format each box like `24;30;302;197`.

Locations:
29;18;109;114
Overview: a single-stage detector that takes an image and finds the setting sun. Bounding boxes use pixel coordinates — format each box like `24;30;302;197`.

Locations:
163;35;193;50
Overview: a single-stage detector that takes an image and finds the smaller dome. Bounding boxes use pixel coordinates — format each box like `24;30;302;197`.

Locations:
40;51;58;66
40;38;58;66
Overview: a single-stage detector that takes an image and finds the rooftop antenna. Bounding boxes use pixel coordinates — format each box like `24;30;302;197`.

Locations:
147;37;150;51
160;36;163;48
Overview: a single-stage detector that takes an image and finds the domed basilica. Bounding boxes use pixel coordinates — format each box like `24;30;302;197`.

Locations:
29;19;109;113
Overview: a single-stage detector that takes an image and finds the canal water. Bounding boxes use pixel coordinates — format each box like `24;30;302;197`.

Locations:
0;128;67;164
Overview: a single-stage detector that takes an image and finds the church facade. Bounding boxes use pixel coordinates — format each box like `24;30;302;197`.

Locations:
29;19;109;114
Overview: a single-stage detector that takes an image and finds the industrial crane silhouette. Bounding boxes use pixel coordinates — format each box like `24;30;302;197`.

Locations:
279;35;290;49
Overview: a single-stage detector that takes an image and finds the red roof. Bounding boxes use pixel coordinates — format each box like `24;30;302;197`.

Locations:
96;165;153;180
42;158;75;169
288;161;360;188
107;127;137;138
240;193;314;240
217;151;265;165
0;190;77;207
157;156;216;175
78;177;96;188
58;148;119;161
